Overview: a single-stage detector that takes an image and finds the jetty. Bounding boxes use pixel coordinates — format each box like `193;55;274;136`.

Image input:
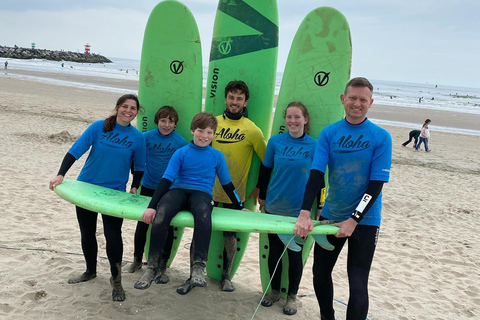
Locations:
0;45;111;63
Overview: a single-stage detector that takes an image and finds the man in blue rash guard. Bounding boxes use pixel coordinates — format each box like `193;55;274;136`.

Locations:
134;112;243;291
295;77;392;320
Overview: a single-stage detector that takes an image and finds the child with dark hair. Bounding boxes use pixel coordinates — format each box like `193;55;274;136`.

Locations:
134;112;242;291
126;106;187;285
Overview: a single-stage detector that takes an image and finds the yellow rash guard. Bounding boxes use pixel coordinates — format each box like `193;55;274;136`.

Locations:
212;115;266;203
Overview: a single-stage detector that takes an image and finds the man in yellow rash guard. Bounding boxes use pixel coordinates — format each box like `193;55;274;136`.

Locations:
212;80;266;292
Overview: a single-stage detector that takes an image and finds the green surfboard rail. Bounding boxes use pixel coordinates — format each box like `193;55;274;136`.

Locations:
260;6;351;298
204;0;279;281
136;0;203;265
54;179;339;235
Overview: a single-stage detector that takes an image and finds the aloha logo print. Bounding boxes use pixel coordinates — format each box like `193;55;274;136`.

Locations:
215;128;245;143
101;132;134;148
170;60;184;74
218;40;232;55
332;134;370;153
280;146;310;159
314;71;330;87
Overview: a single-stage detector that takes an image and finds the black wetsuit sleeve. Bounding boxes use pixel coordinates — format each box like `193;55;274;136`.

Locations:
131;171;144;189
256;163;273;200
222;182;243;210
147;178;173;209
301;169;325;211
351;180;385;222
57;152;77;176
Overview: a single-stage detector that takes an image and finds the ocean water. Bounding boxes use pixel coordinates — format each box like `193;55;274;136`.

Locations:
3;56;480;135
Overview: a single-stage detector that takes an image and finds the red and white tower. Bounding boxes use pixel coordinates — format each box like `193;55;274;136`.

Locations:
84;43;91;55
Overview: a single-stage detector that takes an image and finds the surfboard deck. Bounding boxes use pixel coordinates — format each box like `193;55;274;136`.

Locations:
260;6;352;299
205;0;279;281
136;0;202;265
54;179;339;235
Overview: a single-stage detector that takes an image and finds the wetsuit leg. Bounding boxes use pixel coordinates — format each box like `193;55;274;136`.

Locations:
287;241;304;296
313;235;347;320
267;233;284;292
101;214;124;279
218;202;242;280
149;189;188;271
345;225;379;320
75;206;98;274
188;190;214;263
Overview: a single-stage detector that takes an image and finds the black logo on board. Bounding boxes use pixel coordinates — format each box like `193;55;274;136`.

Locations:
314;71;330;87
170;60;184;74
218;41;232;55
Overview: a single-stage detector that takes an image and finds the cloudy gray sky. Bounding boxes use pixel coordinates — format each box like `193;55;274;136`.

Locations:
1;0;479;88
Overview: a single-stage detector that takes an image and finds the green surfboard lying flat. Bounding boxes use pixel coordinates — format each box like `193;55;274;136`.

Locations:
260;6;351;298
54;179;339;235
136;0;202;265
205;0;279;281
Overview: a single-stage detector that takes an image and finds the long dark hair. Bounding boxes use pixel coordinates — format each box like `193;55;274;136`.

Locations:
103;94;140;132
284;101;310;134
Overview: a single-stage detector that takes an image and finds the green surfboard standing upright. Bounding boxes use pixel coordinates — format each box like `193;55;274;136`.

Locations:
205;0;279;281
137;0;203;265
259;6;352;299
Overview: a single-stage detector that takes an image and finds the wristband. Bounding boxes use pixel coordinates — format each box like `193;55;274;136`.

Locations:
350;193;372;223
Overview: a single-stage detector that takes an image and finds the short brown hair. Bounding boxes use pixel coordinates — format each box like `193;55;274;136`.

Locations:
154;106;179;125
344;77;374;95
190;112;217;132
225;80;249;101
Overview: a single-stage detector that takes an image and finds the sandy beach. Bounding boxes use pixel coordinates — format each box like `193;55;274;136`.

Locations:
1;71;479;319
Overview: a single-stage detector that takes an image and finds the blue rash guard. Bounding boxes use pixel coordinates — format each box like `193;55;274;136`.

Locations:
141;129;187;189
163;141;232;196
68;120;146;191
312;118;392;226
263;132;317;217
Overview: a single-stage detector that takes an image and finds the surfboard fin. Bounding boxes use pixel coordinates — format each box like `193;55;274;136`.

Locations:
311;234;335;251
277;234;302;252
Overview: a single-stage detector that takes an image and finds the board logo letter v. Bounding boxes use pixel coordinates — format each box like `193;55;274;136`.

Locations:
210;0;278;61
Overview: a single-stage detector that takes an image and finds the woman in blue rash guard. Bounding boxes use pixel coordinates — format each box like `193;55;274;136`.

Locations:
257;102;320;316
126;106;187;284
49;94;146;302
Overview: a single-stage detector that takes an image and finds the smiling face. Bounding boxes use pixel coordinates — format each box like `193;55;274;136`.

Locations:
285;106;308;138
191;126;215;147
115;99;138;126
341;86;374;124
224;90;248;115
157;117;176;135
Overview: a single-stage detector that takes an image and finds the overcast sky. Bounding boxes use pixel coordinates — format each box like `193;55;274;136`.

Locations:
1;0;479;88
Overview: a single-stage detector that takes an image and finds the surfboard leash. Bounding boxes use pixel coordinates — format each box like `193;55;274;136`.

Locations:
250;235;294;319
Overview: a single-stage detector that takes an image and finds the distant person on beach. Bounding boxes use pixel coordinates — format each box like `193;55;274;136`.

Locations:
49;94;147;302
4;61;7;69
415;119;431;152
402;129;421;148
257;102;320;316
125;106;187;284
134;112;243;292
294;77;392;319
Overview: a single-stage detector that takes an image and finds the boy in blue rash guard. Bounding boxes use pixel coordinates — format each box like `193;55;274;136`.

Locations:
126;106;187;283
134;112;243;291
295;77;392;320
49;94;146;302
256;102;318;316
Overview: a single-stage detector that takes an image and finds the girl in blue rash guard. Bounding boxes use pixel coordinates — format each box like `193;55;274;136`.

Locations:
134;112;243;291
49;94;146;302
256;102;318;316
126;106;187;283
